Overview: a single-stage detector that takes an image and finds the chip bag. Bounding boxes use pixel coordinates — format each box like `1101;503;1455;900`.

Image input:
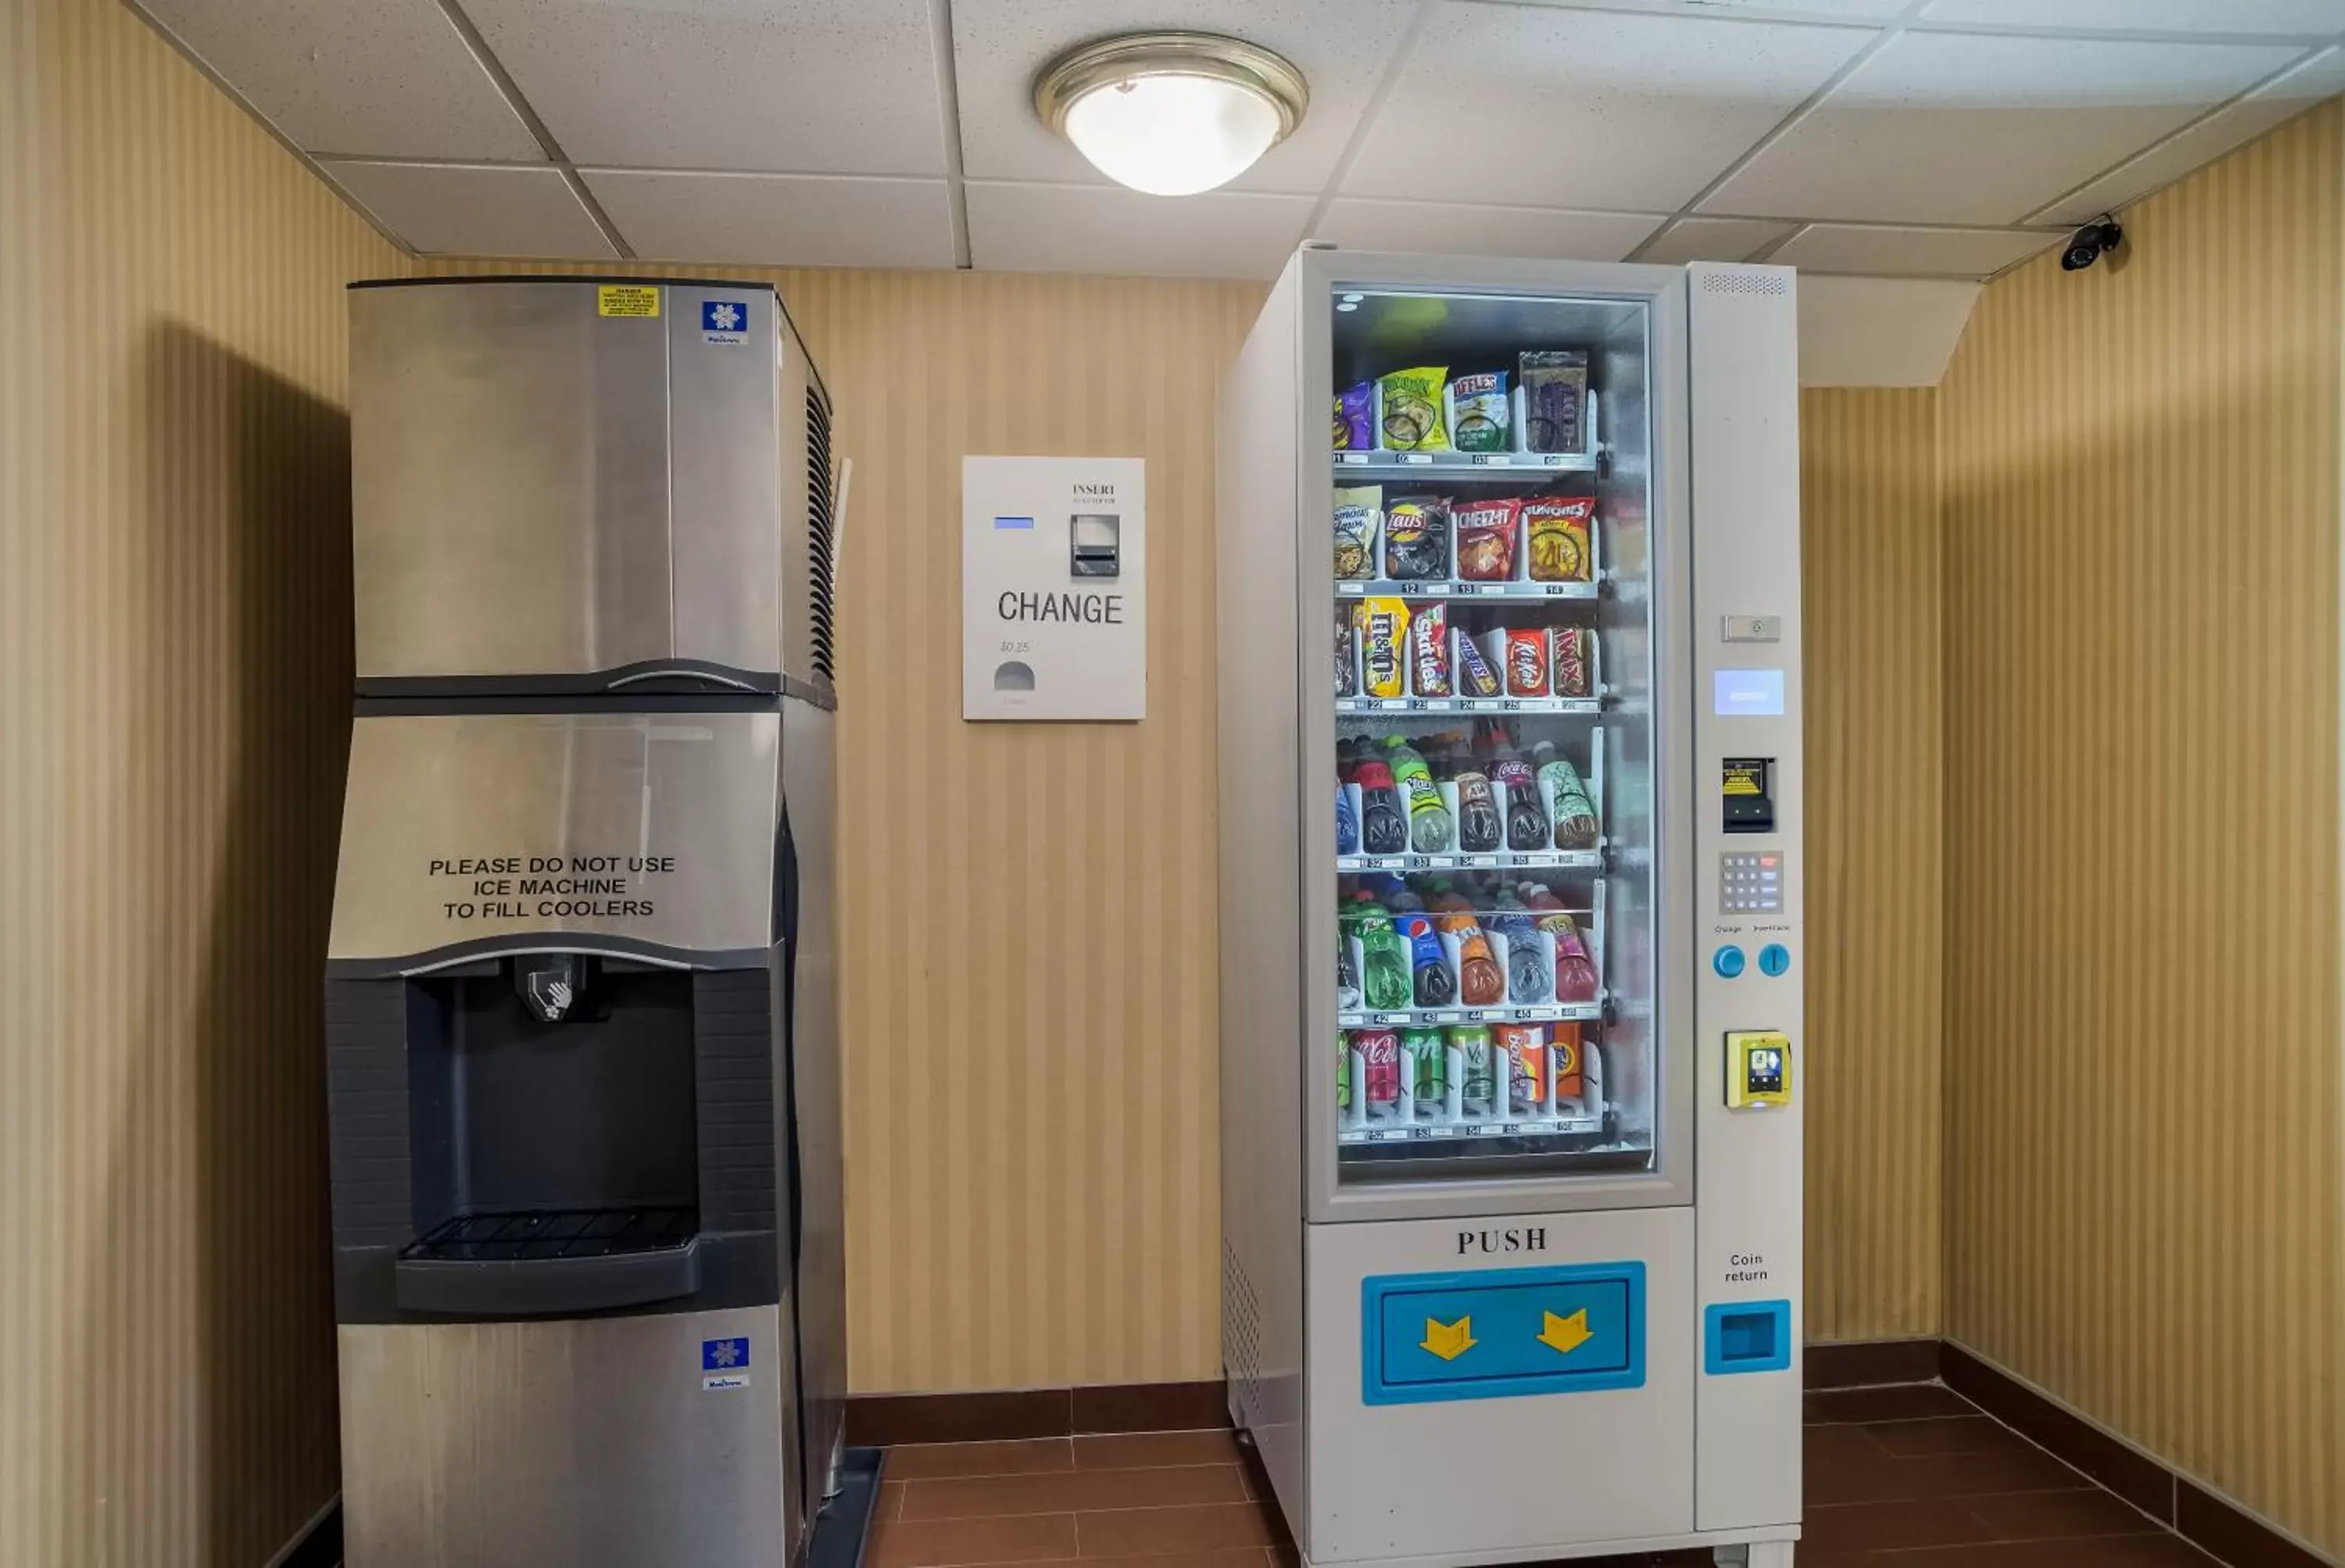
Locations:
1447;371;1510;453
1379;367;1450;452
1452;496;1520;581
1525;497;1594;582
1334;485;1381;580
1382;496;1450;582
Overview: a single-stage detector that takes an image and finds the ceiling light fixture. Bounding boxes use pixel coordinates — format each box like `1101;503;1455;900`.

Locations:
1034;32;1309;197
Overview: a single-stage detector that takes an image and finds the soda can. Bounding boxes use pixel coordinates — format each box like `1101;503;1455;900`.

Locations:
1447;1025;1495;1105
1401;1027;1446;1106
1354;1029;1401;1108
1497;1022;1547;1114
1337;1030;1352;1112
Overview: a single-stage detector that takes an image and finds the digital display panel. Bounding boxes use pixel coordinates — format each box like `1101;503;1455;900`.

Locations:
1714;668;1785;717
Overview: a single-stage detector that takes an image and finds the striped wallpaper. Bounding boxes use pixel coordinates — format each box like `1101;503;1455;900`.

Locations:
1939;99;2345;1555
1;1;404;1566
1797;388;1946;1344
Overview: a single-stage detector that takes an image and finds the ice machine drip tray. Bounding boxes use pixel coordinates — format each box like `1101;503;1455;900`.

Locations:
396;1205;701;1316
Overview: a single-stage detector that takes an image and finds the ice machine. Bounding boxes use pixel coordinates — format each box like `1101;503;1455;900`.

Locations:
1216;251;1803;1567
324;277;846;1568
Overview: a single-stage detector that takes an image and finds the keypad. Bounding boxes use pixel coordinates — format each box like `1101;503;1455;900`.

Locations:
1719;850;1784;914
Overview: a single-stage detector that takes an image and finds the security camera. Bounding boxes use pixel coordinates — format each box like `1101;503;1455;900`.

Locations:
2061;216;2122;272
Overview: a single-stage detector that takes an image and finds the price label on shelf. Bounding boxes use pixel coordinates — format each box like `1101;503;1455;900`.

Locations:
1337;453;1369;465
1464;854;1498;868
1403;855;1432;870
1373;698;1409;711
1433;1011;1462;1024
1470;454;1514;466
1420;582;1452;596
1374;1012;1410;1027
1541;583;1585;597
1359;856;1401;871
1399;453;1432;465
1337;581;1365;596
1461;1009;1490;1022
1501;699;1523;712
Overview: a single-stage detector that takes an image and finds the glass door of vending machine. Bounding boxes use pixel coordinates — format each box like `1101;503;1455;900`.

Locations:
1309;260;1692;1218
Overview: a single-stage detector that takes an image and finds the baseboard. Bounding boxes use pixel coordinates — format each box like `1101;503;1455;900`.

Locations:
844;1380;1230;1446
265;1494;342;1568
1942;1341;2336;1568
1804;1337;1940;1389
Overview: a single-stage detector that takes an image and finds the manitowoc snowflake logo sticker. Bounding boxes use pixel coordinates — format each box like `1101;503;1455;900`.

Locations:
701;1336;751;1390
701;299;748;344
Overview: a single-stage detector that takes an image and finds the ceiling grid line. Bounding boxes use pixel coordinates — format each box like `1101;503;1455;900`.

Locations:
431;0;633;258
1628;0;1930;265
925;0;975;268
1300;0;1447;245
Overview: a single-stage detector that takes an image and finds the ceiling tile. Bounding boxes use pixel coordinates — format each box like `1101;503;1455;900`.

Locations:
1312;201;1665;263
2032;45;2345;225
1634;215;1799;263
1771;222;2057;275
322;162;614;256
965;182;1312;278
1511;0;1908;15
1705;30;2303;224
1341;7;1871;210
583;172;957;268
136;0;541;160
1919;0;2345;35
464;0;947;175
950;0;1420;195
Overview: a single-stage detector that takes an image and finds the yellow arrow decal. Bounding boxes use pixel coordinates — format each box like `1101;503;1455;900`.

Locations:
1420;1316;1477;1361
1538;1308;1595;1355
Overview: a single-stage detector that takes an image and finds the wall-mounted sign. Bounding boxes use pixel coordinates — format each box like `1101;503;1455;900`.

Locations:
962;456;1147;721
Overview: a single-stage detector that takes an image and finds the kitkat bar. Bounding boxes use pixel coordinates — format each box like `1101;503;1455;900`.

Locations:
1505;628;1550;698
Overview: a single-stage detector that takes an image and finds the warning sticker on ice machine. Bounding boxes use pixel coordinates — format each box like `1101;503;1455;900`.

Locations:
597;285;661;318
701;1337;750;1391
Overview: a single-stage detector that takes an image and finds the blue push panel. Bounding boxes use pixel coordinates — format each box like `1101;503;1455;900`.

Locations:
1703;1299;1792;1376
1362;1262;1647;1405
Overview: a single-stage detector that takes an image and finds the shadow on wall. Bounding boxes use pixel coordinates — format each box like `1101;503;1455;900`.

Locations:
81;322;353;1565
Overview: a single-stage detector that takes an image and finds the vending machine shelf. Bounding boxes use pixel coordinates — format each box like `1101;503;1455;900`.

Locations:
1340;1002;1602;1029
1337;580;1600;602
1338;1112;1606;1145
1338;850;1602;873
1337;695;1601;717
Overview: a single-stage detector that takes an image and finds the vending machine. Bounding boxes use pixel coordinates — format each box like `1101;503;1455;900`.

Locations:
1215;250;1802;1567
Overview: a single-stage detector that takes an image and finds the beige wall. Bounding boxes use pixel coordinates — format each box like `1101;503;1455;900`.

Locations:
1939;100;2345;1555
0;0;405;1563
1797;388;1946;1344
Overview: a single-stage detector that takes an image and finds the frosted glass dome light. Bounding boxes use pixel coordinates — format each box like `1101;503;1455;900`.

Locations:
1036;34;1308;198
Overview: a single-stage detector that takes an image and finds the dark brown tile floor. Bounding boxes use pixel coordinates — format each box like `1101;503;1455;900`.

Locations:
867;1384;2220;1568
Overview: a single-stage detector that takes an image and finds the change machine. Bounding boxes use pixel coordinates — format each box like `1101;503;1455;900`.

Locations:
1215;251;1802;1567
324;277;845;1568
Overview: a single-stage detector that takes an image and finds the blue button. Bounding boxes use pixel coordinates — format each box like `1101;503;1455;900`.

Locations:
1713;944;1746;979
1362;1262;1648;1405
1758;943;1790;977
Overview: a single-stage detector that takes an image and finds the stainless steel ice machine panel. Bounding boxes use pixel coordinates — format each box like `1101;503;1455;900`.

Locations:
349;277;828;693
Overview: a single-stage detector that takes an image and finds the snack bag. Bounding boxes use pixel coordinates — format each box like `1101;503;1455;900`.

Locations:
1497;1022;1547;1113
1358;598;1409;697
1452;496;1520;581
1335;381;1376;451
1505;628;1550;697
1382;496;1450;581
1520;350;1589;453
1379;367;1450;452
1409;602;1452;697
1447;371;1510;453
1334;614;1359;698
1525;498;1594;582
1384;739;1455;852
1552;625;1593;698
1333;485;1381;580
1551;1023;1585;1102
1456;634;1502;697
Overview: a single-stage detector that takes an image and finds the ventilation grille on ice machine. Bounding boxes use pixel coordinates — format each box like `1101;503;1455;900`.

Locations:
807;385;836;683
